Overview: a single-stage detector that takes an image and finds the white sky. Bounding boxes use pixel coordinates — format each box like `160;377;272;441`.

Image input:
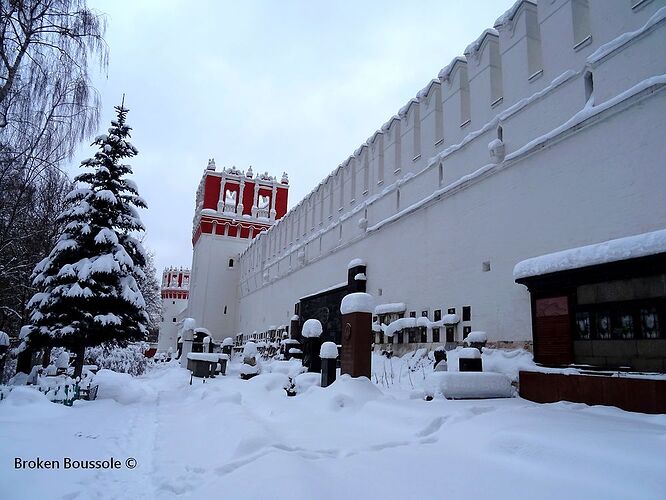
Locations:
77;0;510;274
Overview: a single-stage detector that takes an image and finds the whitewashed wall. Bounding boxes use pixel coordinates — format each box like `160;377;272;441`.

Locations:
217;1;666;342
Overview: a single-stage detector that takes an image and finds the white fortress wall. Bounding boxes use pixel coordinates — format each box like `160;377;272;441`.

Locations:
236;0;666;341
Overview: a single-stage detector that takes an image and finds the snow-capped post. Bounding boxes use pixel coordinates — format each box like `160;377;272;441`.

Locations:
290;311;301;342
221;337;234;356
23;102;149;378
302;319;323;373
347;258;367;294
339;290;374;379
464;331;488;351
179;318;196;369
320;341;338;387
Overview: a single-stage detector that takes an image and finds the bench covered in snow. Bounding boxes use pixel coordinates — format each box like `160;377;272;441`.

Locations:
425;372;513;400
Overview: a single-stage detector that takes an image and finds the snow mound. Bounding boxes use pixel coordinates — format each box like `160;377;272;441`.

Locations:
425;372;513;399
3;386;49;406
247;372;291;392
294;372;321;393
347;258;366;269
94;369;155;405
303;374;383;411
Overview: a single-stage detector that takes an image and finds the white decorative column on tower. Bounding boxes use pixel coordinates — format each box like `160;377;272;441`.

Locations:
251;183;259;217
217;173;227;212
270;182;277;221
237;179;245;215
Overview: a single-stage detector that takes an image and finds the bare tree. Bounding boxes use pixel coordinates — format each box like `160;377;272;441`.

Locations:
0;0;107;337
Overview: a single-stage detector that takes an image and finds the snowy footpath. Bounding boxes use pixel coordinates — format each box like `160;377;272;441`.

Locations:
1;357;666;500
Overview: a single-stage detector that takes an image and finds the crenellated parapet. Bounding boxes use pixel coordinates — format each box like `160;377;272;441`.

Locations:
237;0;666;295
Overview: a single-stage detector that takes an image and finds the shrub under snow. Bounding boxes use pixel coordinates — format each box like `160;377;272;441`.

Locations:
86;342;150;376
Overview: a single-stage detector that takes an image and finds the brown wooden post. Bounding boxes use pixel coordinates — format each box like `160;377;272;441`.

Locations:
339;292;373;379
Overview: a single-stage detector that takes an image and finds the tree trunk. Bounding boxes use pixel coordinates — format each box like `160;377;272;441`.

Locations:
41;346;52;367
73;343;85;378
16;345;33;374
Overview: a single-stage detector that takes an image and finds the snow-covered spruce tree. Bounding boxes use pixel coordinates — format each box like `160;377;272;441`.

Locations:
25;103;149;377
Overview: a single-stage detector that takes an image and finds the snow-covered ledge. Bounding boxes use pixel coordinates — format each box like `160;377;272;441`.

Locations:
513;229;666;280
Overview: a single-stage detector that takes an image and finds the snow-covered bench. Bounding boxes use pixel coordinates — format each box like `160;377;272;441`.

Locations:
425;372;513;400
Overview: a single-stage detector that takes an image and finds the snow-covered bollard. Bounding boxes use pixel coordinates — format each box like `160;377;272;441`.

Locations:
302;318;323;373
339;292;374;378
320;342;338;388
458;347;483;372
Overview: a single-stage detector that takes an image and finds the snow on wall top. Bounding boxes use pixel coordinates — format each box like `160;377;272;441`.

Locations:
493;0;536;30
513;229;666;280
340;293;374;315
374;303;406;315
302;319;323;338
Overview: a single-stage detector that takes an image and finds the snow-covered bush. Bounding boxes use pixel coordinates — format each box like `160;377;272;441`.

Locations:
86;342;150;376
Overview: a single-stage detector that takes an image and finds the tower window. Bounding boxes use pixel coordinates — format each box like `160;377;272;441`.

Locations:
228;258;234;268
172;318;176;322
584;71;594;103
224;305;227;314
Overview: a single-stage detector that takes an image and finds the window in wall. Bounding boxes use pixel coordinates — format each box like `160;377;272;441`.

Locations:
459;64;471;126
172;318;176;322
448;307;456;315
223;305;227;315
376;136;385;184
584;71;594;103
526;7;543;78
432;328;440;343
462;306;471;322
497;125;503;142
446;326;455;342
489;38;503;106
438;162;444;187
463;326;472;339
434;309;442;322
420;328;427;343
412;105;421;160
571;0;591;48
172;301;176;305
409;311;417;318
350;160;357;202
435;85;444;145
421;310;428;318
228;258;234;268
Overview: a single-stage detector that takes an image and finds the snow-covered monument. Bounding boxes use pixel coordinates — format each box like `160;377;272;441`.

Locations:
173;0;666;372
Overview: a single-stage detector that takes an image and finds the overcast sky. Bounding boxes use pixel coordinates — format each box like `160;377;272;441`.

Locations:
77;0;509;275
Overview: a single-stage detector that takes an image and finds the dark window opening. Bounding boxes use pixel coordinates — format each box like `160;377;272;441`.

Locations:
573;300;663;340
432;328;440;343
463;326;472;339
409;311;417;318
447;308;456;315
462;306;471;322
172;318;176;323
584;71;594;102
421;310;428;318
228;258;234;268
446;326;455;342
223;305;227;315
434;309;442;322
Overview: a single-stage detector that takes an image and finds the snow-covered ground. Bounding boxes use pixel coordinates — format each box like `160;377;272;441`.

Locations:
1;354;665;500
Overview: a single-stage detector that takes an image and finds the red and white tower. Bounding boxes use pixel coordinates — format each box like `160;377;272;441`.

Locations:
187;159;289;339
157;267;191;351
